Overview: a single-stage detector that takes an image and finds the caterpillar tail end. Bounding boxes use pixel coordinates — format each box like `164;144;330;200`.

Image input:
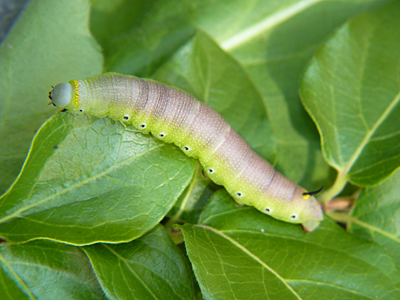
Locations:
49;83;73;108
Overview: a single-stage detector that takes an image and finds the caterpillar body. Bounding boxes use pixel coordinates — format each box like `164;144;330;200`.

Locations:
49;73;323;232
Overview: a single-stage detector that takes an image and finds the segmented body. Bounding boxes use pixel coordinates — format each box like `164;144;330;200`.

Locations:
49;73;323;231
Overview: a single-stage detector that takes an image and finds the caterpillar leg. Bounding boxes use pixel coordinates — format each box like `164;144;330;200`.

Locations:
301;219;321;232
121;123;147;134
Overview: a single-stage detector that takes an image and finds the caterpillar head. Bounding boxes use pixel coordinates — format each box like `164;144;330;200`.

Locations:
49;80;88;115
49;83;74;108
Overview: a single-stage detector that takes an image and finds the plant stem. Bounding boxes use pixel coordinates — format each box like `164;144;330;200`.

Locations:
164;161;200;229
326;211;352;223
318;170;348;206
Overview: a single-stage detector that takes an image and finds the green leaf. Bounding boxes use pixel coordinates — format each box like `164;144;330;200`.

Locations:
83;225;195;300
220;0;393;190
347;169;400;266
90;0;196;76
301;2;400;190
0;0;103;195
0;240;105;300
182;190;400;300
0;113;195;245
176;242;205;300
167;161;218;226
182;225;301;300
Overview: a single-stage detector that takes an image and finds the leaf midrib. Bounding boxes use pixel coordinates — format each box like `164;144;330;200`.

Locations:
343;90;400;176
100;244;160;300
0;144;165;225
220;0;322;50
198;224;303;300
0;252;36;299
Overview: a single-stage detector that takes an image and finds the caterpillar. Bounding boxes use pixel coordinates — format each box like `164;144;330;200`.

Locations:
49;73;323;232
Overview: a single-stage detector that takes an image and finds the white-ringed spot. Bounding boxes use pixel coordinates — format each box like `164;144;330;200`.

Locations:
139;124;146;129
290;214;298;220
236;192;243;197
123;115;130;120
159;133;165;138
184;146;190;151
265;207;272;214
207;168;214;174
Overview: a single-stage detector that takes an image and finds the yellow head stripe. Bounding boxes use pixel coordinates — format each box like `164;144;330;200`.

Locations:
73;80;80;107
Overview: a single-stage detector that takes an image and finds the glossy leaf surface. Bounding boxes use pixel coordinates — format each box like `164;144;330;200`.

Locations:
0;114;194;244
349;169;400;266
182;190;400;300
301;1;400;188
0;240;105;300
83;225;195;300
